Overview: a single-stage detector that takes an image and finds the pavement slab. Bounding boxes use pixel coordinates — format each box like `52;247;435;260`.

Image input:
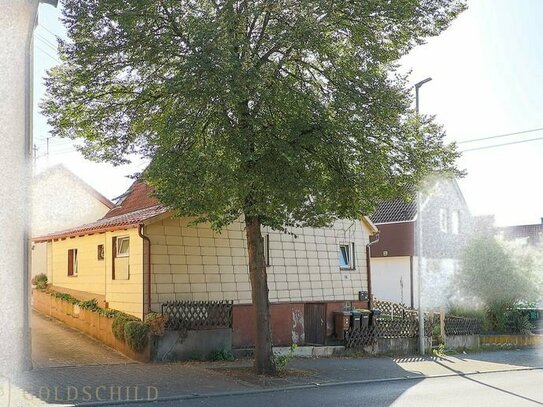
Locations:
31;311;130;368
9;333;543;406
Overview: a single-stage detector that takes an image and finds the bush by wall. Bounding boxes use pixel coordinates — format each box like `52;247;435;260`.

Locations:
124;321;150;353
31;273;48;289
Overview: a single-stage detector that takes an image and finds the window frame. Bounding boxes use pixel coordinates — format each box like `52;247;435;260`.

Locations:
339;242;355;270
97;244;105;260
116;236;130;258
68;248;78;277
262;234;270;267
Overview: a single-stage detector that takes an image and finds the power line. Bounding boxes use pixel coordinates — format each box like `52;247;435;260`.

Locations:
35;33;58;53
460;136;543;152
457;126;543;144
35;45;61;64
37;23;59;38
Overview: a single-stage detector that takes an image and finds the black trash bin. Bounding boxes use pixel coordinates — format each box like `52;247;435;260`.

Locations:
358;309;371;328
350;310;362;330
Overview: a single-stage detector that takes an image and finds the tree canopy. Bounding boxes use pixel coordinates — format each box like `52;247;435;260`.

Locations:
43;0;465;231
43;0;466;374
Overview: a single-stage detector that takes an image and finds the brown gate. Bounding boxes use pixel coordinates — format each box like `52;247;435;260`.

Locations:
304;303;326;345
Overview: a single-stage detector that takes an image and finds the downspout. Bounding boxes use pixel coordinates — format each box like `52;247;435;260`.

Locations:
138;224;152;317
365;232;380;310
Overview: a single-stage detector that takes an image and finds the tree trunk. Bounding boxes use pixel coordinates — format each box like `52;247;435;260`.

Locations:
244;215;276;375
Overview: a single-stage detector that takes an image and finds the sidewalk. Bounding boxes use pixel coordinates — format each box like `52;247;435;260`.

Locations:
8;348;543;406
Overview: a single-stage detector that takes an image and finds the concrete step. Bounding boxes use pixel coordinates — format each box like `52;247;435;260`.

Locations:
233;346;345;359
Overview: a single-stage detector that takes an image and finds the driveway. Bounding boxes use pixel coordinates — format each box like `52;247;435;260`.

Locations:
31;310;132;368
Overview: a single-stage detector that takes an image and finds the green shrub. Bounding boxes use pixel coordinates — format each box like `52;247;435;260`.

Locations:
210;350;234;361
53;292;78;304
112;314;137;341
124;321;150;353
273;344;297;372
79;298;99;311
505;309;534;335
32;273;48;289
99;308;121;318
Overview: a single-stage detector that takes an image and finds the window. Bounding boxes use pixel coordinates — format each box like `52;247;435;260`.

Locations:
439;209;448;233
451;210;460;235
113;236;130;280
116;236;129;257
263;234;270;267
339;243;355;269
97;244;105;260
68;249;78;276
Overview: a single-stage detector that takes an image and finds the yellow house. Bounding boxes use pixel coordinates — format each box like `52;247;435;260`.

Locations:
34;181;379;347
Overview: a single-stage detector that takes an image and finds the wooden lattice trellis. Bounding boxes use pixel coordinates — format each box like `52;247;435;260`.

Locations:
374;299;417;320
345;318;433;348
161;300;233;330
444;316;481;336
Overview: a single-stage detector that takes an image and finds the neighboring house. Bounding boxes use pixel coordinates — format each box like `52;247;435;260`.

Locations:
497;219;543;247
34;180;379;347
369;179;471;309
32;165;113;279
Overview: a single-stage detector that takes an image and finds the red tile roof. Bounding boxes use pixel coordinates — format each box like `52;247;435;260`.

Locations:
33;180;169;242
33;204;169;243
104;181;160;218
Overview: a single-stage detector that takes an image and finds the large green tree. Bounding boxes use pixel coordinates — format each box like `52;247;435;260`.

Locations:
43;0;464;374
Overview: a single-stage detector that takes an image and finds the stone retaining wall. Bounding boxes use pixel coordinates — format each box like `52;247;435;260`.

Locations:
32;289;150;362
445;335;480;350
481;334;543;347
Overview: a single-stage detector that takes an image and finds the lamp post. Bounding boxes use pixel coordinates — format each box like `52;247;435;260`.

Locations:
415;77;432;356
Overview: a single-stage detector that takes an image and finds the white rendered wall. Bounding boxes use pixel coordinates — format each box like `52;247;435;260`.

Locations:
372;256;412;306
0;0;40;374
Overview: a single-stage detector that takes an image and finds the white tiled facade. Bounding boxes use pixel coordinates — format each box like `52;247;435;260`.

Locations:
147;217;371;310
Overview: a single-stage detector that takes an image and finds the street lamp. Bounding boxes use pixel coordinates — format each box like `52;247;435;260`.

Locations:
414;77;432;356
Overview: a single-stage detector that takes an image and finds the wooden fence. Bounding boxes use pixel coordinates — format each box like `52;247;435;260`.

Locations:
161;300;233;330
345;318;432;348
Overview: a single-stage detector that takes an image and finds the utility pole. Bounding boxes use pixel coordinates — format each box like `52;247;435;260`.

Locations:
415;77;432;356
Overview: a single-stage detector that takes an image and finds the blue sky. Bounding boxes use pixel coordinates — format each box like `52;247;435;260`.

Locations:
33;0;543;226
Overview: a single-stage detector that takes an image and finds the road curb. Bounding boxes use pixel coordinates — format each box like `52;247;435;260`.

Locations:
73;365;543;406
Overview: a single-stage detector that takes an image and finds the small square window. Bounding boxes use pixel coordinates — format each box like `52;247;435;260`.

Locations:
97;244;105;260
116;237;129;257
339;243;355;269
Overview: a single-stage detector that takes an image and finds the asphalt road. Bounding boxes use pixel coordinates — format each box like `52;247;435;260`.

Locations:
125;369;543;407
